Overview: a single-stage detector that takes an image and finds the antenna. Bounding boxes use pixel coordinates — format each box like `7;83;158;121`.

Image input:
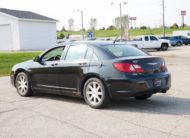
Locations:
113;35;119;45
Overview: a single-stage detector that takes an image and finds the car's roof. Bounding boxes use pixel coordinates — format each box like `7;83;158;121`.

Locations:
57;40;127;47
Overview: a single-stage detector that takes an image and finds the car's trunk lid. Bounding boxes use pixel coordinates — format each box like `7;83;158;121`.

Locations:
114;56;166;74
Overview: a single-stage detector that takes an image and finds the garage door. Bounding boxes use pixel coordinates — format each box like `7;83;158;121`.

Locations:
0;25;12;51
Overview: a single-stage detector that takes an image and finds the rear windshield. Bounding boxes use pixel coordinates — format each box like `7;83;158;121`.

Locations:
103;45;148;58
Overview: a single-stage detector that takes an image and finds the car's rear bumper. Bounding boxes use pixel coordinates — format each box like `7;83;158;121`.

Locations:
106;72;171;99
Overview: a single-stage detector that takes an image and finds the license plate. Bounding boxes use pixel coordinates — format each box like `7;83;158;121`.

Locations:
153;79;162;87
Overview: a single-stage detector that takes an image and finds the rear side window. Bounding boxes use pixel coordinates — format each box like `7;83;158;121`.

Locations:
104;45;147;58
85;49;93;60
85;49;99;61
145;36;149;41
65;45;87;61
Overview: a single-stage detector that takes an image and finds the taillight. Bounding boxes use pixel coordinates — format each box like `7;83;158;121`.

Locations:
160;61;167;72
113;63;144;73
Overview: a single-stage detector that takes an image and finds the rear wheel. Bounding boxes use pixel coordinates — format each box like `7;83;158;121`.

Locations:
176;41;182;46
135;94;152;100
15;72;33;97
160;44;168;51
83;78;109;109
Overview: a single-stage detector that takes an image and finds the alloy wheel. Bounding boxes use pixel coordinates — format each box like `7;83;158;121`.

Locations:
85;81;103;106
16;74;28;95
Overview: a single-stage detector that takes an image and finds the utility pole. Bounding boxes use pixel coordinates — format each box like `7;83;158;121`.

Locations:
181;10;186;28
81;10;84;39
74;9;85;40
162;0;165;37
111;2;127;40
119;3;122;40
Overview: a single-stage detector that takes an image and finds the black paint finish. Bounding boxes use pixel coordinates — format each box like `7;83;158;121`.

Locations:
11;41;171;99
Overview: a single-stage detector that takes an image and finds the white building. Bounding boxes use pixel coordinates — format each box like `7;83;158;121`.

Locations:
0;8;57;51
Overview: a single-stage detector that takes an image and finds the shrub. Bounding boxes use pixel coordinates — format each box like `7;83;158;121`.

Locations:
107;25;116;30
57;33;65;39
140;26;147;29
170;23;179;29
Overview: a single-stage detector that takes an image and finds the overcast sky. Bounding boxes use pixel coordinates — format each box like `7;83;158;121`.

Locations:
1;0;190;30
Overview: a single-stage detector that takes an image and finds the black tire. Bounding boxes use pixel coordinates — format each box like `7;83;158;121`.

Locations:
176;41;182;46
160;44;168;51
83;78;109;109
135;94;152;100
15;72;33;97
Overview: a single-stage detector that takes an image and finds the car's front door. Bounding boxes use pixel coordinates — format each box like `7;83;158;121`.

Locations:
149;36;160;48
30;46;65;91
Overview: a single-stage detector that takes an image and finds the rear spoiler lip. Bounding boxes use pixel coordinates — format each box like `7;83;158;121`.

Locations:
113;56;164;61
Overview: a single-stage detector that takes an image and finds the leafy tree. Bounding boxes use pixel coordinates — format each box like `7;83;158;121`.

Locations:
89;18;97;31
107;25;116;30
61;26;67;32
99;27;105;30
113;15;128;29
140;26;148;29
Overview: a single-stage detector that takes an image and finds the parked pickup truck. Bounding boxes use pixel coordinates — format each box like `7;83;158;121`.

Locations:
126;35;171;51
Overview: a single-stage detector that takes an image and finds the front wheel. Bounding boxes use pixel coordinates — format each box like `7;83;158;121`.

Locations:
135;94;152;100
83;78;109;109
15;72;33;97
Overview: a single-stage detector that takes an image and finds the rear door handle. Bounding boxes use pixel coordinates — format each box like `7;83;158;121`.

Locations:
51;63;59;66
78;62;87;66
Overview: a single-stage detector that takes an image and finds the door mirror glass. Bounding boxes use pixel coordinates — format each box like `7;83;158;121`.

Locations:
33;56;40;62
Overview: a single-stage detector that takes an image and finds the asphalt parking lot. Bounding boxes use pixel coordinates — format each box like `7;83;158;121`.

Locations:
1;46;190;138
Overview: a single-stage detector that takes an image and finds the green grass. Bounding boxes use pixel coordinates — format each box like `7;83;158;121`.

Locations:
0;52;41;76
59;27;190;38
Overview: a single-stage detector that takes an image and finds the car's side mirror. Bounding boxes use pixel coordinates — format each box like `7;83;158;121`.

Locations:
33;56;41;62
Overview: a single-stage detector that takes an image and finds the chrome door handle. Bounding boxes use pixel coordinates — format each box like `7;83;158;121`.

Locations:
78;62;87;65
51;63;59;66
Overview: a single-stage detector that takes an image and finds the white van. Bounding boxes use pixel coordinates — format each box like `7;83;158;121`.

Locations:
173;30;190;38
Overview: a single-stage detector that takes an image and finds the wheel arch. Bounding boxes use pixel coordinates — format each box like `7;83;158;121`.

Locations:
79;73;108;97
161;42;169;46
160;43;169;51
14;68;28;86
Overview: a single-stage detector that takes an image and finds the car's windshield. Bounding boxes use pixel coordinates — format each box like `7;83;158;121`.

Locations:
103;45;148;58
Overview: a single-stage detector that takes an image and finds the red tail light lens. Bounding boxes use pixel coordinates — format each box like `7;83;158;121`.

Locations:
113;63;144;73
160;61;167;72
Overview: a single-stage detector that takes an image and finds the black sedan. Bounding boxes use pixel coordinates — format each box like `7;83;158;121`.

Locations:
11;41;171;108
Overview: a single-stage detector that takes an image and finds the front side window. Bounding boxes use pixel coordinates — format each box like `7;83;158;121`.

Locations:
150;36;158;41
65;45;87;61
41;47;64;61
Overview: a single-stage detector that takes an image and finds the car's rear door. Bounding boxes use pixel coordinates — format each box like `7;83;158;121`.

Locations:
142;36;151;48
58;44;91;93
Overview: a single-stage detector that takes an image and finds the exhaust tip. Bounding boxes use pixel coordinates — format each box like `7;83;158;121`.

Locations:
161;90;167;93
